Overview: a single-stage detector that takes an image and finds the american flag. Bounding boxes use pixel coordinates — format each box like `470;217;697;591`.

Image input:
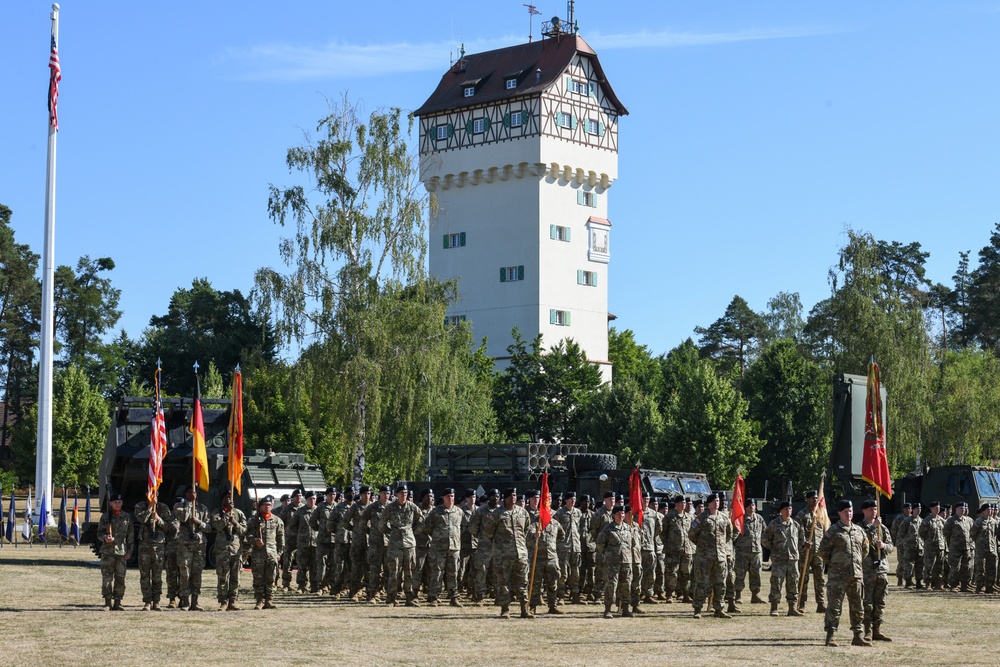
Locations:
147;368;167;503
48;34;61;131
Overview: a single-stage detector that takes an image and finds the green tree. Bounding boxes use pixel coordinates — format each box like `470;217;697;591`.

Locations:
967;224;1000;352
608;327;661;397
761;291;805;347
53;256;122;369
10;365;109;487
743;340;831;497
651;343;764;488
925;349;1000;466
493;329;545;443
695;295;767;380
576;377;663;465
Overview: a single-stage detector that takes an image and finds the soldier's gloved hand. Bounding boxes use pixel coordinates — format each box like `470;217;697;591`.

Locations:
254;538;264;548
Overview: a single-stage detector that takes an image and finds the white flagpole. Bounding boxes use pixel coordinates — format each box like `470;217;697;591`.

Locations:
35;3;60;527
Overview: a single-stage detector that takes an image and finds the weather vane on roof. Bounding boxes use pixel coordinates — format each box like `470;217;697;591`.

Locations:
523;4;541;43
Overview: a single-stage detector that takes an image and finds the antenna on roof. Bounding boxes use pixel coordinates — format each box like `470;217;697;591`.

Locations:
523;3;541;43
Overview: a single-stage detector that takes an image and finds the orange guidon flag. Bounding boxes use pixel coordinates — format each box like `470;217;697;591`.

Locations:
539;471;552;530
192;382;210;492
861;358;892;499
227;368;244;495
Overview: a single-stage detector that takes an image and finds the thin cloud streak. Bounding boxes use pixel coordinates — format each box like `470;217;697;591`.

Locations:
221;25;847;82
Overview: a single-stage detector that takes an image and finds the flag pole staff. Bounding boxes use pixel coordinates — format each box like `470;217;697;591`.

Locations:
526;467;547;608
35;3;61;529
797;470;825;603
192;361;199;497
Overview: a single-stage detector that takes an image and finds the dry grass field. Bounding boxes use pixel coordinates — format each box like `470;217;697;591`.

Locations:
0;546;994;667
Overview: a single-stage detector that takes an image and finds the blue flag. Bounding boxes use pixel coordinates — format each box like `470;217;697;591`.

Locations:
0;485;4;532
58;487;69;542
0;489;14;542
84;487;91;525
4;493;13;543
37;492;47;543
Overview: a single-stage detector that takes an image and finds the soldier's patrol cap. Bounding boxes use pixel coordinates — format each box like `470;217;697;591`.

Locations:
580;494;591;502
377;485;390;494
928;500;940;507
674;496;685;505
279;494;290;502
110;492;124;501
901;502;911;509
603;491;616;499
292;488;302;496
419;488;432;500
359;485;371;493
744;498;756;507
706;492;719;503
395;484;408;494
642;491;651;499
304;490;316;498
693;498;704;506
463;489;476;499
612;505;625;514
805;490;819;499
504;488;517;498
979;503;991;513
258;495;274;506
525;489;539;499
779;501;792;510
487;489;500;497
325;486;336;494
442;488;455;496
564;491;577;499
861;499;877;509
836;499;852;512
955;501;968;509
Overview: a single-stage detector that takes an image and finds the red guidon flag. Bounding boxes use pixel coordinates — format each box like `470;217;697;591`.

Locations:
731;473;746;535
539;471;552;530
629;466;643;526
227;368;244;495
862;358;892;498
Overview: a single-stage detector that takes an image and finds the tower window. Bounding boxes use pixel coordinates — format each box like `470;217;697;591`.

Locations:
550;225;571;242
550;309;571;326
473;118;486;133
585;119;603;136
500;265;525;282
464;86;475;97
578;191;597;207
556;112;574;129
443;232;466;248
510;111;523;127
445;315;467;327
578;270;598;287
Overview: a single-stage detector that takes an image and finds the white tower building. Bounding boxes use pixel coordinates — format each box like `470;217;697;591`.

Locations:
415;27;627;382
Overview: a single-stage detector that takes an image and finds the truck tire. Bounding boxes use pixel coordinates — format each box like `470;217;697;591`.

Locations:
566;453;617;472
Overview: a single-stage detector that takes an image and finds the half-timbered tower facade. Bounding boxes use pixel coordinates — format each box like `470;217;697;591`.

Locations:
415;34;627;382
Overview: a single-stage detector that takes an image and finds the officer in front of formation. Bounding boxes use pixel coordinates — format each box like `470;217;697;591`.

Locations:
247;495;284;609
98;492;135;611
818;499;870;647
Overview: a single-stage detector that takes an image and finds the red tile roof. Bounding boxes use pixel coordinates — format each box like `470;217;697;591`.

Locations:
414;35;628;117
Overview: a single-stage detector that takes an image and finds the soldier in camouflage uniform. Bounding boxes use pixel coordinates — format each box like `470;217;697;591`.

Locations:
468;489;500;604
795;490;827;613
689;492;733;619
327;487;355;597
345;486;371;599
596;505;634;618
897;502;924;588
919;501;947;589
687;498;704;600
290;490;319;592
527;490;565;615
484;487;531;619
637;494;662;606
859;499;893;642
761;501;804;617
209;490;247;610
381;484;423;606
414;489;435;598
662;495;692;603
458;489;477;597
818;499;870;647
652;499;668;600
361;485;390;602
735;497;765;605
971;502;998;593
424;488;465;606
943;501;974;591
628;503;646;614
247;495;284;609
165;495;183;607
173;485;210;611
279;488;301;590
311;487;337;592
579;495;597;600
554;491;584;604
134;493;174;611
718;493;739;614
589;492;617;601
98;493;134;611
890;503;909;586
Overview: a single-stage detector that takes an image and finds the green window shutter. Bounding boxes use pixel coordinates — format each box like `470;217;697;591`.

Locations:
460;315;466;322
565;227;571;242
500;267;507;282
577;270;584;285
565;311;571;326
466;120;474;134
504;113;510;128
592;194;598;208
447;123;454;138
443;234;449;249
460;232;466;247
598;122;605;137
589;82;595;97
566;76;572;91
555;111;563;126
571;115;578;130
517;265;524;281
550;225;557;239
484;117;491;131
592;272;598;287
577;191;584;205
550;309;556;325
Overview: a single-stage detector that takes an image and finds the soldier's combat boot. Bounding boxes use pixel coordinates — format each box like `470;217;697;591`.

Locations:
405;596;420;608
825;629;838;647
142;602;151;612
915;579;925;589
217;602;228;612
897;576;903;587
263;598;277;609
632;603;646;615
681;593;693;604
450;597;463;608
816;602;826;613
727;598;740;614
520;600;531;618
189;595;204;612
751;592;766;604
112;599;124;611
734;591;742;603
167;597;177;609
871;622;891;642
905;578;913;589
603;603;614;619
692;608;702;619
787;601;803;617
548;604;564;615
500;605;511;619
852;631;872;647
178;596;189;610
228;601;240;611
103;597;113;611
769;601;779;617
641;594;656;605
713;607;731;619
151;601;162;612
572;592;588;605
863;622;871;642
621;603;634;618
253;598;264;610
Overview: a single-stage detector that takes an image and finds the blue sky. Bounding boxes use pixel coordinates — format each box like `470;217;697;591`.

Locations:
3;1;999;360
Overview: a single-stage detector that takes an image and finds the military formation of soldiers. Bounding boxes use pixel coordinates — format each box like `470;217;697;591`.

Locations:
96;479;999;648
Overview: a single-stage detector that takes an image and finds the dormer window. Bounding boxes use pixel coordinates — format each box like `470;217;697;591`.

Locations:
464;86;475;98
506;78;517;90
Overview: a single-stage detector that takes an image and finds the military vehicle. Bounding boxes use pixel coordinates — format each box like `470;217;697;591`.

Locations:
82;396;327;560
409;443;712;504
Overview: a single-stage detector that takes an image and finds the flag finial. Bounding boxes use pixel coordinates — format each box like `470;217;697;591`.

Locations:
193;360;199;373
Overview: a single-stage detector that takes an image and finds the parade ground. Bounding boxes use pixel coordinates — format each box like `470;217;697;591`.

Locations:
0;546;992;667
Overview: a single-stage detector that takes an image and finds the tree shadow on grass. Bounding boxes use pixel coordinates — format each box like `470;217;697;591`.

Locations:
0;557;95;568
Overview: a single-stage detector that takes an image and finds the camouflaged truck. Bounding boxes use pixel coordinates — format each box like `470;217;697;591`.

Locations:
82;396;326;562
